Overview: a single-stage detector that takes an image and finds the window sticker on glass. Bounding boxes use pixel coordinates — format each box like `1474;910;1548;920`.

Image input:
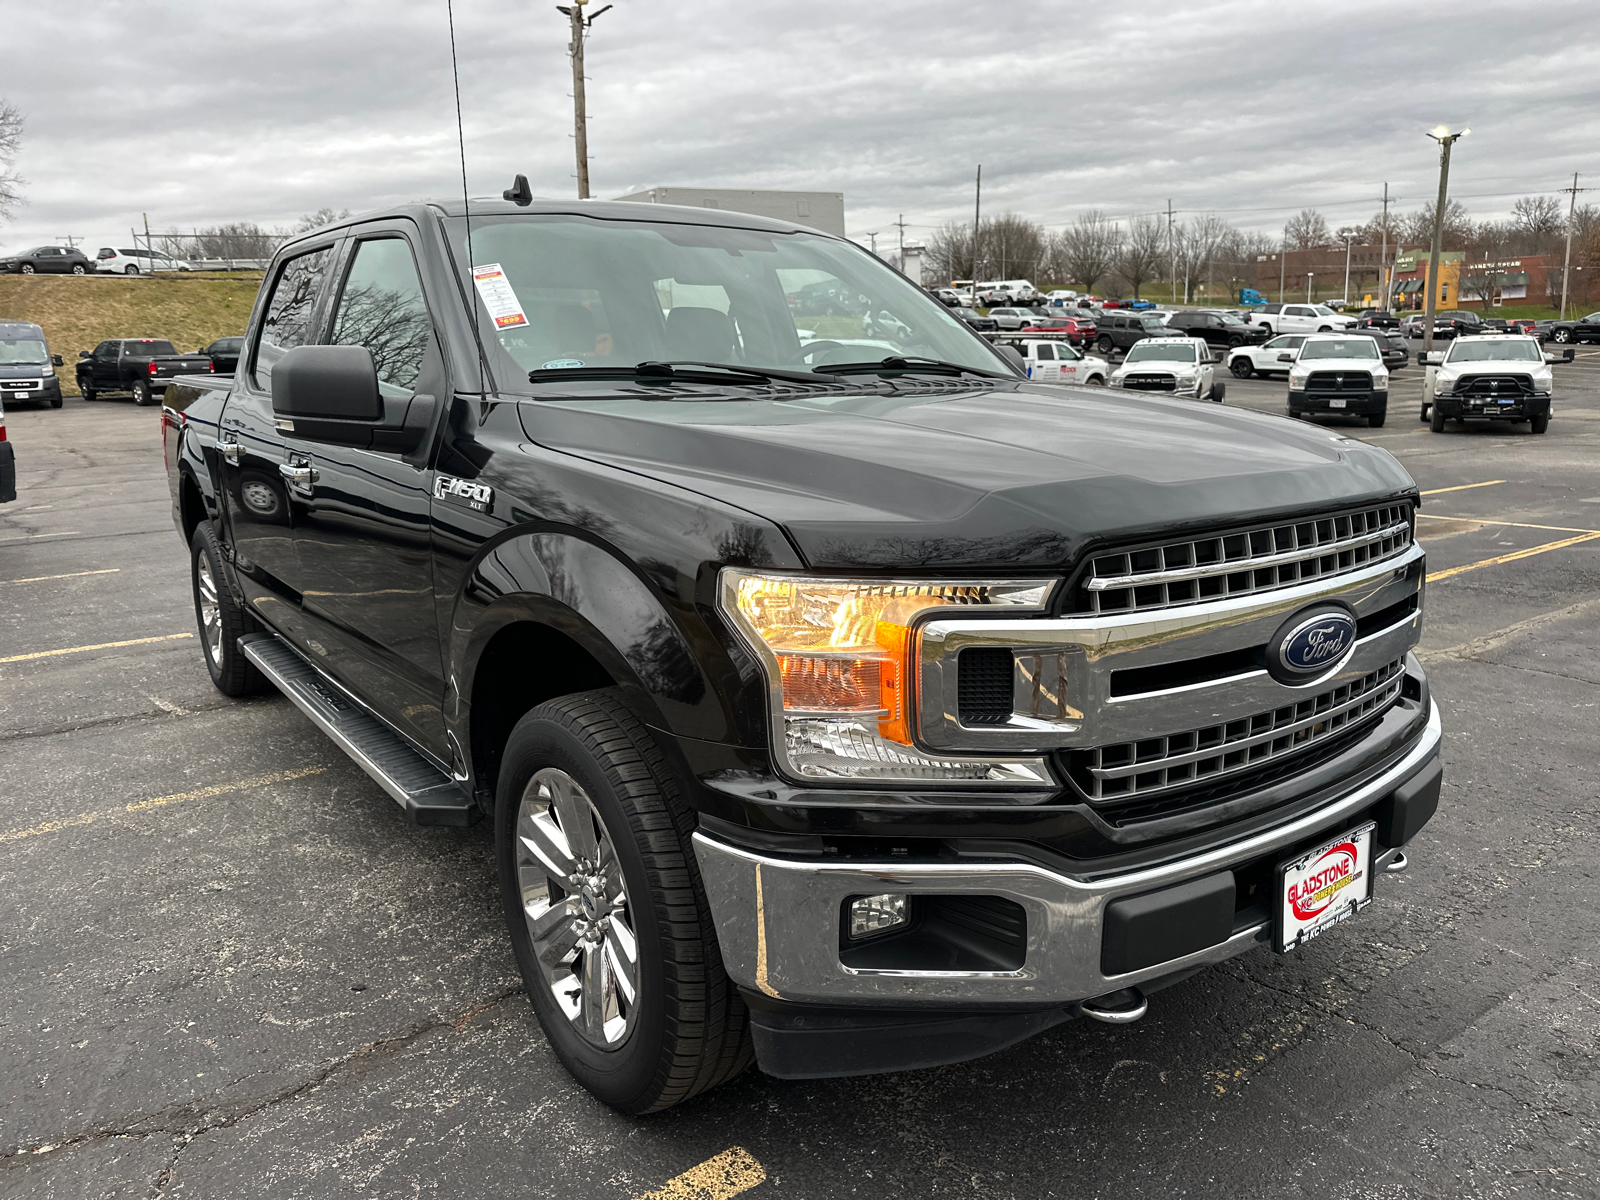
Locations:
472;263;529;330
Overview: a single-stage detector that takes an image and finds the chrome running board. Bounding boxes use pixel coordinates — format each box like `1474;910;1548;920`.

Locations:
240;632;473;826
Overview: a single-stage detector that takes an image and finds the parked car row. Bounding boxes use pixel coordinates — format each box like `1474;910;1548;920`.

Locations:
0;245;200;275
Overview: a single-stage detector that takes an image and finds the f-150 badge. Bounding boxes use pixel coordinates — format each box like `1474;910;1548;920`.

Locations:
434;475;493;512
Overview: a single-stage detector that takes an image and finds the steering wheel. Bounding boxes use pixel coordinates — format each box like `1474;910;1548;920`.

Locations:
798;340;847;366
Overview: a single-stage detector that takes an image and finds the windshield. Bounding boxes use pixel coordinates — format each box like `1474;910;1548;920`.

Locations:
0;337;48;365
1312;306;1335;316
452;215;1007;390
1299;338;1379;360
1445;339;1542;363
1215;312;1247;326
1137;317;1166;329
1124;343;1197;363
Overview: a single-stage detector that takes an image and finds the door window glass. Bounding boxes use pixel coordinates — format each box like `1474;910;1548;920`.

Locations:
252;247;332;389
329;238;434;394
1035;344;1055;361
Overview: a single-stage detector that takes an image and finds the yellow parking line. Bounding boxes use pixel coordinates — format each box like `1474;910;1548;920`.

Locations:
1;568;121;586
0;766;328;846
1427;532;1600;584
0;632;192;665
1421;480;1504;496
634;1148;767;1200
1419;514;1600;535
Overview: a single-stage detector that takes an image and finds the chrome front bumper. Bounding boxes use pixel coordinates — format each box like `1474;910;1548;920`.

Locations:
692;700;1439;1009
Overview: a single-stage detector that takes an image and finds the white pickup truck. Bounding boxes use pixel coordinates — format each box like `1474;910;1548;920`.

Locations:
1009;337;1110;385
1109;336;1223;401
1419;334;1569;434
1252;303;1357;336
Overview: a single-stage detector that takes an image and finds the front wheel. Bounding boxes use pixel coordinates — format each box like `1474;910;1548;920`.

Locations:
19;264;34;275
1209;380;1226;403
1419;403;1430;423
78;378;96;401
191;522;267;697
1084;374;1106;387
1367;410;1386;428
49;395;62;409
1530;413;1550;434
1429;404;1447;433
1230;357;1254;379
497;690;752;1114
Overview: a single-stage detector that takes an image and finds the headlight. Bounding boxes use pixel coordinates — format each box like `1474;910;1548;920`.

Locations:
720;571;1057;786
1288;374;1306;390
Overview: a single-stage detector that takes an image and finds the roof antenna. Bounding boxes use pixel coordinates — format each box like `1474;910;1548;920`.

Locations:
446;0;491;391
503;174;533;206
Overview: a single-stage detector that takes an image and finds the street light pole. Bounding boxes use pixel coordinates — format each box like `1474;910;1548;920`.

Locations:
1306;272;1314;303
1422;125;1467;358
1343;235;1352;306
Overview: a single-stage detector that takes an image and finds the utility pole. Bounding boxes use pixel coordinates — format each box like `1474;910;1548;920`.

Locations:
972;164;982;285
1343;235;1352;305
1279;239;1287;304
1171;200;1184;307
556;1;611;199
1422;126;1467;358
894;213;909;272
1558;172;1593;322
1379;182;1396;311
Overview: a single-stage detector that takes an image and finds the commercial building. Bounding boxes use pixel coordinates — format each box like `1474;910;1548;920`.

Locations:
1387;250;1463;312
1253;245;1391;303
1454;254;1558;308
612;187;846;237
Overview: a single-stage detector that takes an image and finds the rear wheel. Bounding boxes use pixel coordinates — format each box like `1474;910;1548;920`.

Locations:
131;379;154;406
1095;335;1114;354
1256;323;1273;335
125;264;141;275
1210;380;1226;403
190;522;267;697
497;690;752;1114
1552;328;1572;344
71;264;86;275
1419;403;1430;423
1530;413;1549;434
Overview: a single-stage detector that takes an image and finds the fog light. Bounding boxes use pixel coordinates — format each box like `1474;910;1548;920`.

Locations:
849;893;909;939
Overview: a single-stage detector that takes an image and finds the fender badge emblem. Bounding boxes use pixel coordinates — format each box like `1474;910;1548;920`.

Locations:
433;474;493;513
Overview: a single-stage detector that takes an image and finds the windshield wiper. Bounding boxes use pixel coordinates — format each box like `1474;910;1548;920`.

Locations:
822;356;1012;380
528;360;840;386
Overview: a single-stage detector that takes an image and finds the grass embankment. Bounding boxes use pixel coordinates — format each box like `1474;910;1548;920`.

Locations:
0;272;262;394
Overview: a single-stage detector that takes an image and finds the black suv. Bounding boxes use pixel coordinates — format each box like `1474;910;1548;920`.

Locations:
0;246;95;275
1164;310;1267;350
1094;312;1173;354
1545;311;1600;345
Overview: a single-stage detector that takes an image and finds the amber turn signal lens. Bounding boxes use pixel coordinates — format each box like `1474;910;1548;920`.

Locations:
776;653;885;714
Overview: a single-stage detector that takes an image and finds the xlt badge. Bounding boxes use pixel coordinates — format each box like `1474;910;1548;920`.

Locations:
434;475;493;512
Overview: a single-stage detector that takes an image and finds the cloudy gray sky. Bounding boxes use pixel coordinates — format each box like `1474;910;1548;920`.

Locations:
4;0;1598;256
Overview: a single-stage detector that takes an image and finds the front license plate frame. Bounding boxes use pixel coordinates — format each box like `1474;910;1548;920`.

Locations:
1329;397;1348;409
1274;821;1376;953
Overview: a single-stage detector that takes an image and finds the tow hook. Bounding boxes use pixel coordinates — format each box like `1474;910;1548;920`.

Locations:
1385;850;1409;873
1080;987;1148;1025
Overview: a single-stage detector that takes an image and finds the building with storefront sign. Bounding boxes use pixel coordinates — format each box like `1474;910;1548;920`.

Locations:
1455;254;1556;308
1388;250;1462;311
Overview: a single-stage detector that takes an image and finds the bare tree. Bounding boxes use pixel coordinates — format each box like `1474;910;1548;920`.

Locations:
0;99;23;220
1509;195;1563;253
1114;215;1166;299
925;214;1046;285
1459;222;1507;310
926;219;976;283
1283;209;1330;251
1175;214;1230;303
1055;210;1121;295
1398;200;1471;250
295;207;353;234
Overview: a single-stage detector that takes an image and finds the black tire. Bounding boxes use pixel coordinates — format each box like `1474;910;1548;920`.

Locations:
1367;409;1386;428
1317;325;1332;332
132;379;154;406
1530;413;1549;434
1256;323;1273;335
1430;403;1446;433
1227;334;1245;348
1084;374;1106;387
49;395;62;409
1230;357;1254;379
1095;335;1114;354
71;264;86;275
79;379;96;401
125;264;140;275
1210;380;1226;403
19;264;34;275
496;690;753;1114
1419;403;1429;423
1552;328;1572;344
190;521;267;697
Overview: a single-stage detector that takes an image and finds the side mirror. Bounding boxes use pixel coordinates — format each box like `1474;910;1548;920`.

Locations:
996;344;1026;372
270;345;437;455
1277;352;1293;362
1426;351;1444;365
1563;347;1575;363
78;350;91;359
51;354;64;367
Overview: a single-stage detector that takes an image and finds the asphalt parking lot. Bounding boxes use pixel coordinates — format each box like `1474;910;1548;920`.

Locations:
3;354;1598;1200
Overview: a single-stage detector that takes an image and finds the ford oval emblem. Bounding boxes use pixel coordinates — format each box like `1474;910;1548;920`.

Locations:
1269;606;1358;683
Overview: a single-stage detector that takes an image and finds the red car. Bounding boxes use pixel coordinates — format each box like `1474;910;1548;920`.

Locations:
1019;316;1095;344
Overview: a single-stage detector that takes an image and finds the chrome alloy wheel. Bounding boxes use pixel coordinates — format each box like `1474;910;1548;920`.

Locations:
196;555;223;665
516;767;640;1048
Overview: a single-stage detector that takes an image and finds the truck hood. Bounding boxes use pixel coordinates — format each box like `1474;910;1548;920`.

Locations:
517;383;1416;570
0;363;52;378
1292;357;1387;372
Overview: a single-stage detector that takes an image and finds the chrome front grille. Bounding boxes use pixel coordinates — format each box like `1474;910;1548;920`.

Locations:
1076;503;1413;615
1068;658;1406;805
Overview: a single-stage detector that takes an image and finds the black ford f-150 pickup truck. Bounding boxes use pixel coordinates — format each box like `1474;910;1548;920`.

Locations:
162;198;1442;1114
78;338;213;405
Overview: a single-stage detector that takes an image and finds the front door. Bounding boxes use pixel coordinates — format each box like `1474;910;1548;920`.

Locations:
217;243;338;644
287;227;449;757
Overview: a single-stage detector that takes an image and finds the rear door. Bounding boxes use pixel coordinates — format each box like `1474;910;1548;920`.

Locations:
286;225;450;755
217;242;339;643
